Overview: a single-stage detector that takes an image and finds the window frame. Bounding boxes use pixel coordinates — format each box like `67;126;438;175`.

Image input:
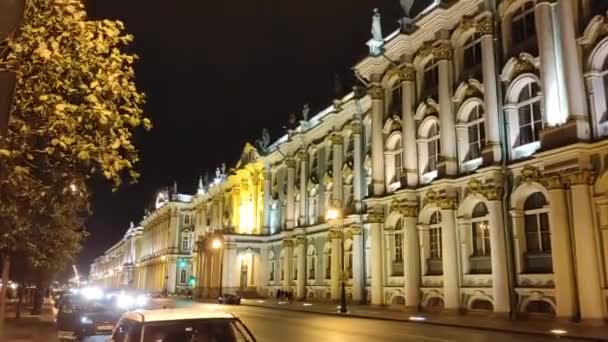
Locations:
517;82;543;146
466;104;486;161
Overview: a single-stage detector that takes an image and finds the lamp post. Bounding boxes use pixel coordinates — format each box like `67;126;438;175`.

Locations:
326;199;347;314
211;238;223;298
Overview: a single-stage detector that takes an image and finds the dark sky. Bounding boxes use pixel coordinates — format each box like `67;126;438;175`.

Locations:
79;0;431;273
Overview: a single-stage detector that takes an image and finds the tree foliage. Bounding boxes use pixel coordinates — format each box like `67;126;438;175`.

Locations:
0;0;150;274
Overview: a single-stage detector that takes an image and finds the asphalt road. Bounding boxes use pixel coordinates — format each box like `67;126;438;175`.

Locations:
170;301;577;342
77;298;577;342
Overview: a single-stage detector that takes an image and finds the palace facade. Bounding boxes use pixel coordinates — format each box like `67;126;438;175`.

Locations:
91;0;608;321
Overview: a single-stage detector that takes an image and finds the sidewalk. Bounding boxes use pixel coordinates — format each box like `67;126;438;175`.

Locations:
2;299;58;342
239;299;608;341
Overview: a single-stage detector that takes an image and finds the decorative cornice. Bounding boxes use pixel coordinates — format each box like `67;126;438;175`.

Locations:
426;188;457;210
466;179;502;201
330;133;343;145
368;85;384;100
520;166;546;186
296;150;308;161
366;211;384;223
295;236;307;245
439;197;457;210
401;205;419;218
328;229;342;240
545;175;565;190
285;158;297;169
282;239;295;248
351;122;363;134
349;226;362;236
477;17;493;35
566;170;594;186
434;42;453;60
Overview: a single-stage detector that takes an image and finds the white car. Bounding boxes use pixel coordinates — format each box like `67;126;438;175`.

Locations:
108;307;256;342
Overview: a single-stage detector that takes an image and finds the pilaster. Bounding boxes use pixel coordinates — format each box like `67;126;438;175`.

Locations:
369;84;386;195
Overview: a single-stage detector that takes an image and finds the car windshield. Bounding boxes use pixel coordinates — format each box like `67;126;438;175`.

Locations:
142;318;253;342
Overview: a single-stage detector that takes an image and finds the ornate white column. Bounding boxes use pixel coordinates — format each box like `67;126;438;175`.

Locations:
331;133;344;205
296;236;307;299
546;176;576;318
399;66;418;187
329;230;342;300
368;210;384;305
350;226;364;302
535;1;567;127
487;194;510;314
440;200;459;310
263;165;272;234
298;151;308;226
402;205;420;308
479;19;502;162
286;158;296;229
283;239;294;292
568;170;604;320
436;44;457;176
352;122;364;212
556;0;589;138
369;84;386;195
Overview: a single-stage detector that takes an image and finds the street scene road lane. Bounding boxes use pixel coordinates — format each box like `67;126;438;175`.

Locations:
170;301;580;342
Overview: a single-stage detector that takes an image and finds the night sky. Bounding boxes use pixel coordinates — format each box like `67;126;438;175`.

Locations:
80;0;432;273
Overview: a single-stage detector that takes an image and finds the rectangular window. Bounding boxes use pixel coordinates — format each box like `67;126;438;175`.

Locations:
429;228;442;259
525;215;540;253
182;236;190;251
390;86;403;115
184;215;190;224
347;253;353;278
394;153;402;181
308;257;316;279
180;269;187;284
463;39;482;71
472;222;491;256
424;63;439;89
427;139;440;172
269;262;275;281
394;234;403;262
325;256;331;279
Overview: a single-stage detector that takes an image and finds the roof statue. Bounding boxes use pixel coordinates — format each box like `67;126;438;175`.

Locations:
367;9;384;56
400;0;415;17
256;128;271;152
371;8;383;41
198;176;203;189
215;167;221;179
399;0;417;32
173;181;178;194
302;104;310;122
221;162;226;175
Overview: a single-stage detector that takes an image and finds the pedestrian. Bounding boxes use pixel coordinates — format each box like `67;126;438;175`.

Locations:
276;289;281;302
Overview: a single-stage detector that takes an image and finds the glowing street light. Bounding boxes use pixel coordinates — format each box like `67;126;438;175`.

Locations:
211;239;222;250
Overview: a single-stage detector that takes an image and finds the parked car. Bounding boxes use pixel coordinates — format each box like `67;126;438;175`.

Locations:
56;295;121;341
108;307;256;342
217;294;241;305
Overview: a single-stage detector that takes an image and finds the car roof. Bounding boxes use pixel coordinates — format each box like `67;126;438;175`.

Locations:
122;307;235;323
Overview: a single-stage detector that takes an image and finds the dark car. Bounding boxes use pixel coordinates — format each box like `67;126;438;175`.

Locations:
56;296;121;341
217;294;241;305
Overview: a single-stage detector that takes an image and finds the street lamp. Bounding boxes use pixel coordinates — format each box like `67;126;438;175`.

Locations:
326;199;348;314
211;238;224;297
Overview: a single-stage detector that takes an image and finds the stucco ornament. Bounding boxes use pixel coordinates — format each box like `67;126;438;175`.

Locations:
400;0;415;17
371;8;383;41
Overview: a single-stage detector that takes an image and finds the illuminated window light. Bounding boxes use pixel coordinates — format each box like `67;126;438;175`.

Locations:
409;316;427;321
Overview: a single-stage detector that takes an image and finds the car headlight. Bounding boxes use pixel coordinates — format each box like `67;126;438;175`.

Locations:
116;294;135;309
81;316;93;324
136;295;149;307
81;287;103;300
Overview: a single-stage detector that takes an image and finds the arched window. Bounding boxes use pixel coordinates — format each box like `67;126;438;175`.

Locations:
463;32;483;79
181;234;190;252
280;252;285;281
426;122;441;173
324;244;332;279
268;252;276;281
389;83;403;116
466;105;486;160
326;147;334;173
346;134;355;161
470;202;491;274
523;192;552;273
602;58;608;116
307;247;317;279
517;82;543;145
309;193;319;225
293;256;298;280
392;218;404;276
423;58;439;98
511;1;537;56
386;134;403;185
427;211;443;275
310;151;319;175
345;241;353;279
184;215;190;225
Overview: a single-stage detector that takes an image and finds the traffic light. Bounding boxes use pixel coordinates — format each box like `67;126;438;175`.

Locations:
178;259;187;268
188;276;196;286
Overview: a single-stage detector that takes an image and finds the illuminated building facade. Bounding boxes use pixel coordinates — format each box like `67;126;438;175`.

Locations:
91;0;608;321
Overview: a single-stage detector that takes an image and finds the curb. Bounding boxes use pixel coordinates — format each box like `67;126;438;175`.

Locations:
238;302;607;341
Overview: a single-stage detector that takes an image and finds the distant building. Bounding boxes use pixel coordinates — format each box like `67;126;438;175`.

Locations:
91;0;608;321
